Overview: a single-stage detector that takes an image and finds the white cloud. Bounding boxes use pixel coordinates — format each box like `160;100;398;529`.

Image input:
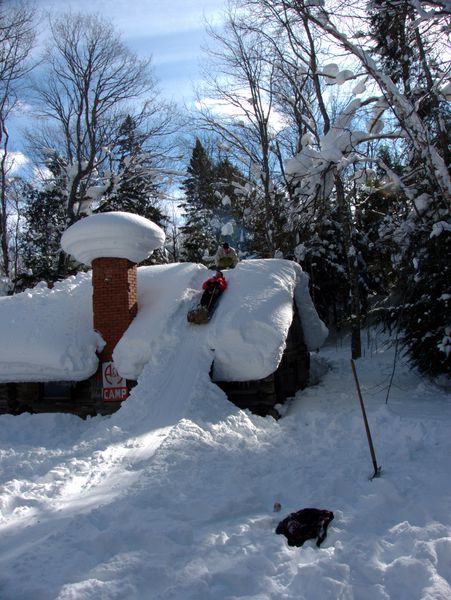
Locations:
34;0;226;103
0;150;29;174
36;0;225;37
195;95;288;133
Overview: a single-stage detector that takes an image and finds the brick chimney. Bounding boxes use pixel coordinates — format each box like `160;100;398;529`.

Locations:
92;257;138;361
60;212;165;403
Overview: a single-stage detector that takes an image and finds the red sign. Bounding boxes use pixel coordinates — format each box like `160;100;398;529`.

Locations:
102;361;128;401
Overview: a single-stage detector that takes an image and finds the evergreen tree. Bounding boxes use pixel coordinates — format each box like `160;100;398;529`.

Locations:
99;115;165;225
384;220;451;377
356;186;399;297
18;155;69;286
179;139;219;263
295;197;380;333
355;148;408;299
369;0;450;165
297;211;349;327
367;3;451;376
369;0;417;93
373;148;451;377
243;182;291;258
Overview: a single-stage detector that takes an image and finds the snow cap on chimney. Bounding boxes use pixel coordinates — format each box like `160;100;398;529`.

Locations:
61;211;165;266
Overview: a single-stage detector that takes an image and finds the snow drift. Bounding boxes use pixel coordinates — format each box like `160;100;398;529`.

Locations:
0;332;450;600
0;259;328;384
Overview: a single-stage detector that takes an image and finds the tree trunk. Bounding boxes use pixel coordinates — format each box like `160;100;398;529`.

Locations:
335;174;361;359
0;124;10;277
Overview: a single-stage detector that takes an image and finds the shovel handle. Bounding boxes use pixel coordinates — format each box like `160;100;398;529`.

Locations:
351;359;381;478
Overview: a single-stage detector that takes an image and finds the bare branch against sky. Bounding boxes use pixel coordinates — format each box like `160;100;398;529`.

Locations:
33;0;227;101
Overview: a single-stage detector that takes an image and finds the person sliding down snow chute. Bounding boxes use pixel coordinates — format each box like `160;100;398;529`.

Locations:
201;271;227;307
187;271;227;324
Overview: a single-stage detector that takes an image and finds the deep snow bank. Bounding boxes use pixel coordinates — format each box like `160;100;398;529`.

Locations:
0;259;327;383
0;274;103;381
205;259;328;381
0;333;450;600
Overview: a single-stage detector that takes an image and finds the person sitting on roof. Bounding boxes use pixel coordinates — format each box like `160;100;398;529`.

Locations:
214;242;239;269
200;271;227;309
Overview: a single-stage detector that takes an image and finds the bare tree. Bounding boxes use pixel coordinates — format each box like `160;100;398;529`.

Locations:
247;0;450;370
28;12;174;274
253;0;450;209
196;10;290;256
0;0;35;277
207;1;370;355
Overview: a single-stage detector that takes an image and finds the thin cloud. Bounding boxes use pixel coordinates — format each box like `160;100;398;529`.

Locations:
35;0;224;37
195;95;288;133
0;150;30;174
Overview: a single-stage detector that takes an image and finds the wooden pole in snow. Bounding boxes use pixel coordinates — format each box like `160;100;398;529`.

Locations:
351;359;381;479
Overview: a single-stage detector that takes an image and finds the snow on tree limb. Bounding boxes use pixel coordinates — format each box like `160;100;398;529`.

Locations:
289;1;451;208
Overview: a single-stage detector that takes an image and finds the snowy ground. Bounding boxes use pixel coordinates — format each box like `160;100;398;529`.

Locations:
0;329;450;600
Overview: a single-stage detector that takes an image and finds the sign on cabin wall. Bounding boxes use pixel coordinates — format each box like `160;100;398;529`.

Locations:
101;361;128;401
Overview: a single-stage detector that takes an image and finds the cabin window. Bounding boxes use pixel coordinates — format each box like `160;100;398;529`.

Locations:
41;382;73;401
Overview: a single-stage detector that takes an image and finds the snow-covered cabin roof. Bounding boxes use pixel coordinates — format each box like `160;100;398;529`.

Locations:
61;211;165;265
0;260;328;384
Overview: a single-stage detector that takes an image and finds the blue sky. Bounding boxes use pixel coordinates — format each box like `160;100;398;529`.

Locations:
33;0;227;102
6;0;227;173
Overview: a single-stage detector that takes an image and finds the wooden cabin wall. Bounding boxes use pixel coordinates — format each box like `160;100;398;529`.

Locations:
274;303;310;401
215;375;279;418
0;379;124;418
